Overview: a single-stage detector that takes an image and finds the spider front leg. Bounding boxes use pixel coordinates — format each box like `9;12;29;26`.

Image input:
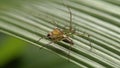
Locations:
37;36;48;42
37;36;57;50
36;36;48;49
37;37;43;42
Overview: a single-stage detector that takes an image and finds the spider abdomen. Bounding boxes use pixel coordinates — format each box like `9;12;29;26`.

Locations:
62;38;73;45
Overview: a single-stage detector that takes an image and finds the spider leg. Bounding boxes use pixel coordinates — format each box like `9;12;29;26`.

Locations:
88;34;92;50
68;6;72;31
48;16;69;31
62;37;73;61
75;32;92;50
51;19;59;28
62;0;73;32
47;16;68;32
37;36;48;42
46;15;59;28
46;37;62;46
67;43;73;61
36;37;44;49
74;31;89;37
67;6;72;31
37;37;43;42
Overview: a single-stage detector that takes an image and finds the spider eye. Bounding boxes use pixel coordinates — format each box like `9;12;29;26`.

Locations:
47;34;50;37
47;33;52;39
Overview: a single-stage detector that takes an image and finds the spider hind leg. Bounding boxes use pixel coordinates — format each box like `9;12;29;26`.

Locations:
74;32;92;50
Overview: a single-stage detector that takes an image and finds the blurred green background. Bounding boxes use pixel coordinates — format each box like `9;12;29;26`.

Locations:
0;32;79;68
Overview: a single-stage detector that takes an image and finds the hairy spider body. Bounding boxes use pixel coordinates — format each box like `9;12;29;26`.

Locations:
47;28;74;45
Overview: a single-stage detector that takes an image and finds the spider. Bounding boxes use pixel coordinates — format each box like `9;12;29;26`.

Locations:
38;2;91;51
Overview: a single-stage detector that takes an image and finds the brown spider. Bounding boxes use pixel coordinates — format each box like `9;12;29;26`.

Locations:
38;2;91;50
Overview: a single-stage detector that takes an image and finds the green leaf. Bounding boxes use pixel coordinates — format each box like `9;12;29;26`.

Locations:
0;0;120;67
